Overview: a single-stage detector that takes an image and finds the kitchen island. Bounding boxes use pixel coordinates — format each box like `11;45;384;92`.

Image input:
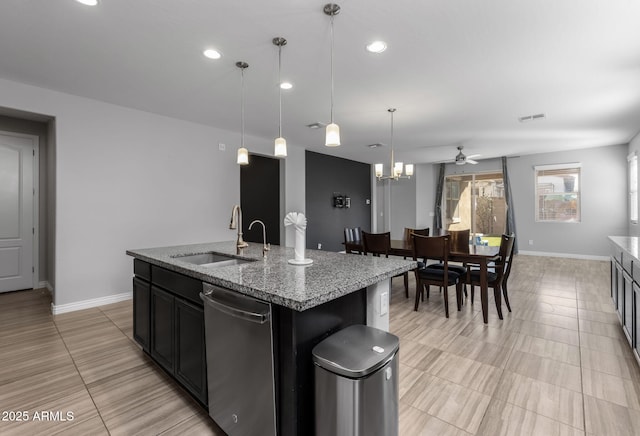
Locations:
127;241;415;436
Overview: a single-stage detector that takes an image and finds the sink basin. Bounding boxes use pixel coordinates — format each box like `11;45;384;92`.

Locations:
173;252;255;268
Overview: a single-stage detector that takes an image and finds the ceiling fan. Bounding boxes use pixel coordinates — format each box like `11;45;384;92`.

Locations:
454;146;481;165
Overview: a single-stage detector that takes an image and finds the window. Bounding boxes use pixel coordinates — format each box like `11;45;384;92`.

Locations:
629;153;638;223
535;163;580;222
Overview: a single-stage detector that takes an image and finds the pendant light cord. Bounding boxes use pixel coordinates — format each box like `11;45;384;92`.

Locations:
330;13;335;124
390;109;394;171
278;44;282;138
240;67;245;148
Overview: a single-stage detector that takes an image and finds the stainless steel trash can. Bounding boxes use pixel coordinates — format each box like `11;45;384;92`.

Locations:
312;325;399;436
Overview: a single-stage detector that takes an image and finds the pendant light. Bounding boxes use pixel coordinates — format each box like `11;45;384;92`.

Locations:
324;3;340;147
375;108;414;181
236;61;249;165
273;37;287;157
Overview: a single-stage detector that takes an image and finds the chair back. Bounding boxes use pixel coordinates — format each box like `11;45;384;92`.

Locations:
403;227;430;242
344;227;363;254
344;227;361;243
411;234;449;264
500;233;516;281
362;231;390;257
495;234;516;282
449;229;470;254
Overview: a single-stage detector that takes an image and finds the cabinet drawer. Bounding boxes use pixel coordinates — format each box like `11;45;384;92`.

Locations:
134;259;151;281
151;265;203;306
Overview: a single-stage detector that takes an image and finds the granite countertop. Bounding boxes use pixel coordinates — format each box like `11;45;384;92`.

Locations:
609;236;640;261
127;241;416;311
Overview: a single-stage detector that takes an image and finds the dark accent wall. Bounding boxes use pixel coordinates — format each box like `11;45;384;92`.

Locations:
305;151;371;252
241;154;281;245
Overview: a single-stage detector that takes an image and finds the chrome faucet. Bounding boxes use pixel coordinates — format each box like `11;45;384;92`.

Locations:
249;219;270;258
229;205;249;250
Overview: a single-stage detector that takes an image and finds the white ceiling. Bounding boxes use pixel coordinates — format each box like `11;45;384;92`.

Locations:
1;0;640;165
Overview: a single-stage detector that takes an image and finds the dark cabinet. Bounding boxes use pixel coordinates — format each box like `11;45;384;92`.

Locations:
616;261;624;321
634;281;640;361
175;298;207;403
624;271;633;344
151;285;176;373
133;277;151;352
133;261;208;407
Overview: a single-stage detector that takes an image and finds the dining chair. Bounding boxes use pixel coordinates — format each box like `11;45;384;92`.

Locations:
362;231;409;297
468;233;515;317
402;227;430;260
403;227;430;242
343;226;363;254
411;234;464;317
427;229;469;297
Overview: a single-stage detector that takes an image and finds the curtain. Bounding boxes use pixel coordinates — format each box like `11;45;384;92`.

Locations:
502;156;518;254
433;163;445;232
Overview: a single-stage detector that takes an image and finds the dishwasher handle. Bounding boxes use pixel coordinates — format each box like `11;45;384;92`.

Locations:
200;292;270;324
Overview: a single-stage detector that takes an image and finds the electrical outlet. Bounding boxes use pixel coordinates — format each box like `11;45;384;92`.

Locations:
366;199;371;205
528;239;533;245
317;243;322;250
380;292;389;315
218;143;225;151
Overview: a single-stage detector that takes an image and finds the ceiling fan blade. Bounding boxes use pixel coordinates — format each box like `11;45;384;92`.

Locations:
467;154;481;160
467;158;479;164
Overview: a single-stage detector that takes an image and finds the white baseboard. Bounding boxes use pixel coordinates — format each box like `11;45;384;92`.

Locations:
38;281;54;294
51;292;132;315
518;250;609;261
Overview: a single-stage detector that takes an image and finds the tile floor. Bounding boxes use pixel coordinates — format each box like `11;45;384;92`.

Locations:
0;255;639;435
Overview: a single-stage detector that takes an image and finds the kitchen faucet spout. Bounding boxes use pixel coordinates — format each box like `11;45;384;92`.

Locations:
229;205;249;250
249;219;270;258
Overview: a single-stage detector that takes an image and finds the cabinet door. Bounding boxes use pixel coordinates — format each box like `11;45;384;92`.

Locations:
151;286;175;373
175;298;208;406
616;262;624;321
133;277;151;352
623;271;633;345
611;258;616;300
634;282;640;362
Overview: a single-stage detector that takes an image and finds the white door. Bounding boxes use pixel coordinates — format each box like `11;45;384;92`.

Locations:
0;131;35;292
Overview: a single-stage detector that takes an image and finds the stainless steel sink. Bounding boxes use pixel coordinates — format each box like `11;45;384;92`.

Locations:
172;252;254;268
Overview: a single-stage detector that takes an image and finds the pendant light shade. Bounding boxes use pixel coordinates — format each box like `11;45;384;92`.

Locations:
325;123;340;147
237;147;249;165
324;3;341;147
405;164;414;176
274;137;287;157
236;61;249;166
273;37;288;157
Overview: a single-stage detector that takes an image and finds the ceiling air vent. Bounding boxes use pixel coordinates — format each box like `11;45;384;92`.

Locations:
518;113;546;123
306;122;327;129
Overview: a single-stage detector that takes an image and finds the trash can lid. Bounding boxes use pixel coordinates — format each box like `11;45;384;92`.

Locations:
312;325;399;378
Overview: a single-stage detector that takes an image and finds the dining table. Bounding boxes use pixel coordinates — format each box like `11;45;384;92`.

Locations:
350;238;501;324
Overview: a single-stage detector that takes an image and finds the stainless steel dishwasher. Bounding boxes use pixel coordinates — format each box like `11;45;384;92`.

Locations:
200;284;276;436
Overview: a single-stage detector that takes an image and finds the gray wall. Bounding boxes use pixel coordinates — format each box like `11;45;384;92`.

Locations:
305;151;371;252
441;144;628;257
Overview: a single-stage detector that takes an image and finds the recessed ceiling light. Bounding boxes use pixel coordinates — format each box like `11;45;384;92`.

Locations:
76;0;98;5
280;82;293;90
203;49;222;60
366;41;387;54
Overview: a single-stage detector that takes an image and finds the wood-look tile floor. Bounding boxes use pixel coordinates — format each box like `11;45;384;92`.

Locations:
1;255;639;435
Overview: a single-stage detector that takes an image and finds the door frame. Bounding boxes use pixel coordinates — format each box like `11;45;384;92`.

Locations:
0;129;39;291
